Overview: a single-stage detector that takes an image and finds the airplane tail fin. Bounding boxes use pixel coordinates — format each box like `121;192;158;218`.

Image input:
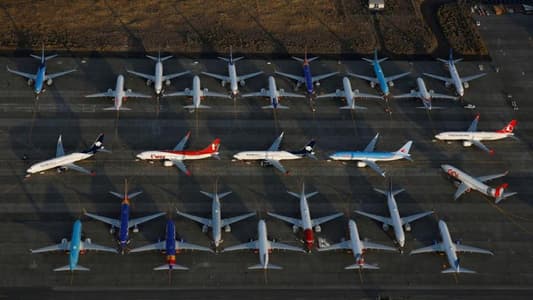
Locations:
54;264;90;272
219;46;244;64
153;264;189;271
248;263;282;270
493;183;516;204
496;120;517;133
395;141;413;160
146;54;173;62
290;140;316;158
345;263;379;270
83;133;105;154
198;138;221;155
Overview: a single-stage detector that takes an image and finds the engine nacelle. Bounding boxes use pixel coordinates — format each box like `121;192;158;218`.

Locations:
109;226;115;234
239;80;245;86
429;89;435;94
411;89;416;94
127;89;132;93
203;88;209;94
315;81;321;86
107;88;113;93
292;225;299;233
185;88;190;93
202;225;208;233
463;141;472;147
27;79;34;86
404;223;411;232
46;78;53;86
146;79;152;86
260;88;266;94
163;160;174;167
132;226;139;233
388;81;394;87
280;88;285;93
61;238;68;246
221;80;226;87
463;82;470;89
357;161;367;168
444;82;451;88
370;82;376;88
314;225;322;233
224;225;231;233
382;223;389;231
85;238;92;244
165;79;171;86
260;160;272;167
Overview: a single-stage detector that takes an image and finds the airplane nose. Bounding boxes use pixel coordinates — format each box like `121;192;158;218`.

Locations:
434;134;442;140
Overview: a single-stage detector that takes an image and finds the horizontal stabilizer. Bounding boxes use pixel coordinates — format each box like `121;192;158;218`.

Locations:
345;263;379;270
442;267;476;274
340;105;367;110
54;264;90;272
104;106;131;111
262;105;289;109
184;104;211;109
248;263;282;270
153;264;189;271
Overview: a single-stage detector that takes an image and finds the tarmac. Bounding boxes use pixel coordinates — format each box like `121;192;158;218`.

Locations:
0;14;532;300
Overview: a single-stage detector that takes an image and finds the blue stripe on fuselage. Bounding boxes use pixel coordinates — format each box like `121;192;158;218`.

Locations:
34;64;46;94
302;64;314;94
331;151;395;160
119;203;130;248
373;61;389;95
165;220;176;255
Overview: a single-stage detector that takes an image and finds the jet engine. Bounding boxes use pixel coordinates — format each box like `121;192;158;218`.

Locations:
463;82;470;89
292;225;299;233
46;78;53;86
61;238;68;246
404;223;411;232
184;88;191;93
388;81;394;87
445;82;451;88
127;89;132;93
280;88;285;93
27;79;33;86
221;80;226;87
85;238;92;244
382;223;389;231
315;81;321;86
370;82;376;88
260;160;272;167
314;225;322;233
224;225;231;233
109;226;115;234
239;80;245;86
165;79;171;86
133;225;139;233
357;162;367;168
203;88;209;94
202;225;208;233
107;88;113;93
146;79;152;86
463;141;472;147
163;160;174;167
260;88;266;95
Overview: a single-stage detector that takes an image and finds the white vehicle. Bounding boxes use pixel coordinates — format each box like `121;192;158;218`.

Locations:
241;76;305;109
441;164;516;204
423;49;486;97
394;77;458;110
355;180;433;249
233;132;315;175
318;219;396;270
163;75;230;110
26;133;106;177
435;114;517;155
127;52;190;95
268;183;343;251
201;47;263;96
176;182;255;249
410;220;493;274
85;75;151;110
317;77;382;110
222;220;305;270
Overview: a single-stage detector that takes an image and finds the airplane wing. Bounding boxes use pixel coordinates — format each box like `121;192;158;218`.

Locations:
364;133;380;152
221;212;256;227
85;91;115;98
266;159;288;174
394;91;419;99
56;136;65;157
279;90;306;98
454;182;469;200
311;212;343;227
204;91;231;99
162;70;191;81
362;240;397;251
476;171;509;183
62;163;93;175
241;90;267;97
222;240;258;252
238;71;264;81
354;210;392;226
274;71;304;83
316;91;342;99
400;211;433;225
170;159;190;175
364;160;386;177
176;241;214;252
347;72;379;84
128;212;166;228
200;71;228;82
176;209;211;227
422;72;452;84
461;73;486;83
268;132;284;151
84;212;120;228
45;69;77;80
267;212;302;227
354;91;383;99
164;90;191;97
467;117;479;132
127;70;154;82
384;72;411;83
173;131;191;151
429;92;458;100
317;240;350;251
6;66;36;80
81;241;118;253
454;243;493;255
471;140;492;154
270;241;305;252
129;241;165;253
312;72;339;83
124;91;151;98
410;242;443;254
31;242;69;253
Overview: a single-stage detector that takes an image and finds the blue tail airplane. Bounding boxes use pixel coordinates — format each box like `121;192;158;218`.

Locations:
84;179;165;254
6;45;76;96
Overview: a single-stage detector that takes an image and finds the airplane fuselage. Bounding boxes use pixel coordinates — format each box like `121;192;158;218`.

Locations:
257;220;270;269
441;164;493;197
228;63;239;95
154;61;163;94
435;131;512;142
387;193;405;247
447;62;464;97
114;75;126;109
302;63;314;94
342;77;356;107
211;197;223;247
299;194;314;249
373;61;389;95
35;64;47;94
329;151;402;162
233;151;300;161
137;150;216;161
438;220;459;272
68;220;83;271
118;202;130;250
192;75;203;108
267;76;280;108
27;152;93;174
347;220;365;264
165;220;177;267
416;77;432;108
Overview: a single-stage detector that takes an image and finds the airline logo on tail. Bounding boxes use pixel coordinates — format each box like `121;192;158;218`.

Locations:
496;120;517;134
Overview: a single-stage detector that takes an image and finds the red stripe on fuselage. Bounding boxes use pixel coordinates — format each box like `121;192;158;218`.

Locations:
304;228;314;250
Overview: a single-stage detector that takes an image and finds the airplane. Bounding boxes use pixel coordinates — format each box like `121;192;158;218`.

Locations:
348;49;410;96
127;52;190;95
163;75;231;110
232;132;316;175
241;76;306;109
394;77;458;110
410;220;493;274
136;131;220;176
267;182;343;251
274;49;338;94
130;219;213;271
6;45;76;96
201;46;263;97
222;219;305;270
85;74;151;110
329;133;413;177
316;76;382;110
317;219;396;270
435;114;517;155
84;179;165;254
26;133;106;177
355;179;433;249
175;182;255;249
441;164;516;204
423;49;486;97
30;219;117;272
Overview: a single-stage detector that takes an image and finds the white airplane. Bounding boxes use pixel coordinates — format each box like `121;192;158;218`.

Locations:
329;133;413;177
85;75;151;110
435;114;517;155
441;164;516;204
410;220;493;274
318;219;396;270
26;133;106;177
127;52;190;95
232;132;316;175
394;77;458;110
176;183;255;249
355;180;433;249
423;49;486;97
241;76;305;109
163;75;230;109
201;47;263;96
316;77;382;110
267;183;343;251
222;219;305;270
